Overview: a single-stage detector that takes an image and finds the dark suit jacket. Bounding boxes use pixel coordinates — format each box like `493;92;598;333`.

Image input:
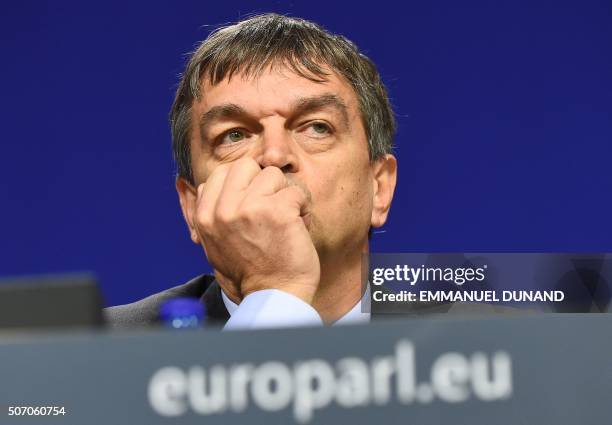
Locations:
104;274;526;329
104;275;229;328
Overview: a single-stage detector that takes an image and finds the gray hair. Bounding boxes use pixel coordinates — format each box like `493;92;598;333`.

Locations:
170;13;396;183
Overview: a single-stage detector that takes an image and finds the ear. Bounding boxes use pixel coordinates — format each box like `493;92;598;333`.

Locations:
176;177;201;244
370;154;397;228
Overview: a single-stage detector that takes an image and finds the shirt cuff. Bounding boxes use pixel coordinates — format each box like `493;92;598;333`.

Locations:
223;289;323;331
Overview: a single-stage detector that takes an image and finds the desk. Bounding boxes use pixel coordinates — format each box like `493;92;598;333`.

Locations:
0;315;610;424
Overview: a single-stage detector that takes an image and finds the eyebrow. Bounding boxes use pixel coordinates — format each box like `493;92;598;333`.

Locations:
199;104;258;142
198;93;350;144
287;94;349;129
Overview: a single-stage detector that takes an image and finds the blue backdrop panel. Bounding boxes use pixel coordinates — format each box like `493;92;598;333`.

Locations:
1;1;610;306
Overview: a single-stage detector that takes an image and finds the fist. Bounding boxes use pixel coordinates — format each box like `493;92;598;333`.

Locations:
191;158;320;304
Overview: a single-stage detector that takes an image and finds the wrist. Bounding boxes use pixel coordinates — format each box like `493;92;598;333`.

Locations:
241;278;318;305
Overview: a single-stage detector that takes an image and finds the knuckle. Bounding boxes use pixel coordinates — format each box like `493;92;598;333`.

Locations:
214;204;235;224
195;210;213;233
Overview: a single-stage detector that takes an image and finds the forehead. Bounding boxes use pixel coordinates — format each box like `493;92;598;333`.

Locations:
194;65;361;117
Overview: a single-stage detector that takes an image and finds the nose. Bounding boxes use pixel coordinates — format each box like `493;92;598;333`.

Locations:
255;128;299;173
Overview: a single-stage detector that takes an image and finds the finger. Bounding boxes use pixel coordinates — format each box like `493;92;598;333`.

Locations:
271;184;312;218
245;166;289;198
220;157;262;195
196;163;232;221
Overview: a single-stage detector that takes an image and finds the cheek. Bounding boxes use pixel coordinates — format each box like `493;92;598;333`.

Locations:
190;147;218;184
310;161;373;226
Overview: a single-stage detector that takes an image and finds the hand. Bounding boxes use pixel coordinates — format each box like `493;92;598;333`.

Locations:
191;158;320;304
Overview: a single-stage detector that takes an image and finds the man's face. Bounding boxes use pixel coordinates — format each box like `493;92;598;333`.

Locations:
186;65;386;259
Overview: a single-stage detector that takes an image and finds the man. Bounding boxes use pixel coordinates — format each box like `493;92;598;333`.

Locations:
106;13;398;329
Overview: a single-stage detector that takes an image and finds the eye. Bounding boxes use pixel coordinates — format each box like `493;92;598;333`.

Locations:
304;122;333;138
312;122;330;134
219;129;247;145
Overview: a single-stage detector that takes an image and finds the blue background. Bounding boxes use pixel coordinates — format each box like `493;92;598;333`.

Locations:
1;1;610;306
